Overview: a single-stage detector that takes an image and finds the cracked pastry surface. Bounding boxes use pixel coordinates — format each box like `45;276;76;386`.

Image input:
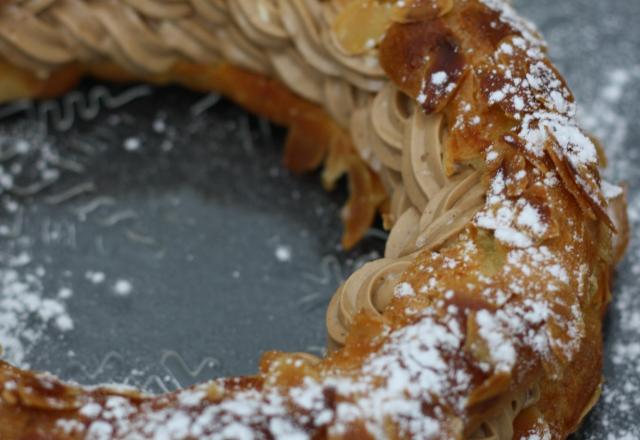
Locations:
0;0;629;438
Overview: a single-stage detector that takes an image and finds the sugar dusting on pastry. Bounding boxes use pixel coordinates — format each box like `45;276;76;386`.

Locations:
62;313;473;439
475;169;543;248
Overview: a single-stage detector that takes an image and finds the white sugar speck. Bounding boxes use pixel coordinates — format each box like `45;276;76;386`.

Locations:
113;279;133;296
85;271;106;284
431;71;448;85
601;181;624;200
55;315;74;332
394;282;415;298
275;245;292;262
58;287;73;299
123;137;141;151
80;402;103;418
152;118;166;133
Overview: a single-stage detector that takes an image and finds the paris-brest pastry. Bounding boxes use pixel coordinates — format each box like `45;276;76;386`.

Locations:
0;0;630;438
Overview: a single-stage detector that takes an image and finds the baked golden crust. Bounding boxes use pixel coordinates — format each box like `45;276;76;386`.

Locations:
0;0;629;439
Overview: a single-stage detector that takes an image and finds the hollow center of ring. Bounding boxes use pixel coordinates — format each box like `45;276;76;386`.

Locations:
0;83;384;393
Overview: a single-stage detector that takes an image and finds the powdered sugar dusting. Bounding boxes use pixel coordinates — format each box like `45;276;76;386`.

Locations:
474;169;550;248
479;0;543;45
65;311;474;439
0;87;154;375
0;126;77;367
483;40;608;220
393;282;415;298
0;265;73;366
475;309;516;372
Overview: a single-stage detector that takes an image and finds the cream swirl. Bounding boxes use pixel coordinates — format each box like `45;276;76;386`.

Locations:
326;258;412;346
326;103;485;348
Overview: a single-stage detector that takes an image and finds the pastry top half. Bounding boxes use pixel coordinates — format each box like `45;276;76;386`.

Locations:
0;0;629;439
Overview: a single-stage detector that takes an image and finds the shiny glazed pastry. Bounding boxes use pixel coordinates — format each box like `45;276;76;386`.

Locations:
0;0;630;439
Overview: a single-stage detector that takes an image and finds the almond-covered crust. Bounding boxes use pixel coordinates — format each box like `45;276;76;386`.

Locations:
0;0;629;439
